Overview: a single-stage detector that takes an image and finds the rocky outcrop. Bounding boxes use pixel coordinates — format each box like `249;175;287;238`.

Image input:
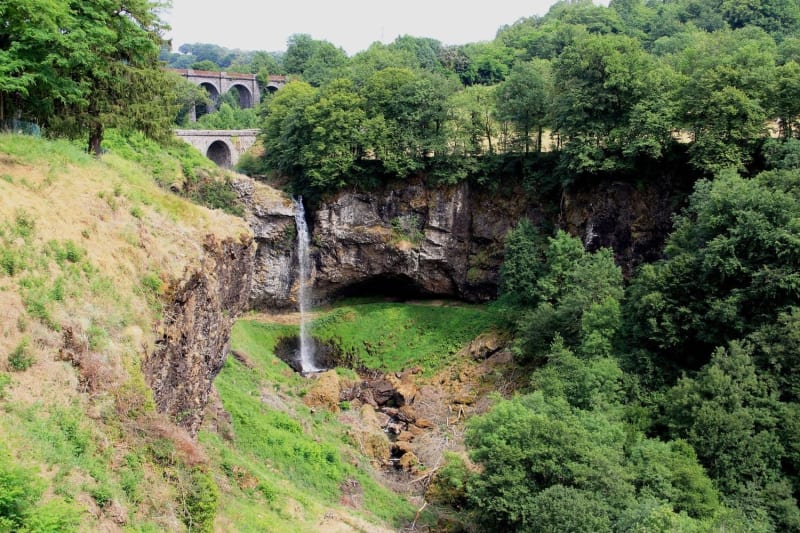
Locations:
233;177;298;309
561;180;678;277
312;183;511;302
144;233;254;436
239;175;679;308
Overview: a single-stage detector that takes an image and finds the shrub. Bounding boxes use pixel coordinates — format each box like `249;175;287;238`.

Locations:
8;339;33;371
0;373;10;399
12;209;35;240
182;468;219;533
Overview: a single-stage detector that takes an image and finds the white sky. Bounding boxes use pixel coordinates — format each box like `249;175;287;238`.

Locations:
160;0;564;56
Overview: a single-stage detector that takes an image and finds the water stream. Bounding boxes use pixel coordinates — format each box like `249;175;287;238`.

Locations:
294;197;320;373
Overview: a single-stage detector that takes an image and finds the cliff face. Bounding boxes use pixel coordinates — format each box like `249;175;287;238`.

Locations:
143;233;254;436
311;182;536;302
240;177;678;308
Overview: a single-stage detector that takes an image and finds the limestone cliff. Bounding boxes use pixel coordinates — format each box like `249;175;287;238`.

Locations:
144;233;254;436
239;176;679;308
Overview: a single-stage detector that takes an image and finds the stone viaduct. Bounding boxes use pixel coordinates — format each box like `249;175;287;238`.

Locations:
169;68;286;120
174;129;259;168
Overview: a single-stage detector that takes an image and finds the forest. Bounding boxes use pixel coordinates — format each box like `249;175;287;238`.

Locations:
2;0;800;530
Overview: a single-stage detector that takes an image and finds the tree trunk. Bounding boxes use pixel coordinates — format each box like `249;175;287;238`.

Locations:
89;120;104;157
537;126;543;153
0;92;4;125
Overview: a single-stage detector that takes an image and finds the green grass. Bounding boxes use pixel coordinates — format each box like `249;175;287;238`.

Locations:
311;300;501;375
207;318;419;530
211;301;499;528
0;134;92;168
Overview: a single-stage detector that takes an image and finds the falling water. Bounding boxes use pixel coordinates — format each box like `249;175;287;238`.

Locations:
294;197;320;372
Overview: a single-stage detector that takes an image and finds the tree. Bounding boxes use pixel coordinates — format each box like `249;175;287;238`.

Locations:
663;342;800;529
389;35;442;71
463;391;721;531
772;61;800;137
499;218;545;307
509;230;624;357
626;169;800;370
447;84;498;156
0;0;72;124
465;393;634;531
362;67;454;176
284;34;347;86
671;27;776;173
495;60;551;155
552;33;663;173
262;80;317;178
190;59;220;71
299;78;369;193
32;0;175;154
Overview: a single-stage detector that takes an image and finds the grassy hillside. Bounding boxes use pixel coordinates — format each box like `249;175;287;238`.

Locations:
203;319;419;531
0;133;248;531
211;300;504;530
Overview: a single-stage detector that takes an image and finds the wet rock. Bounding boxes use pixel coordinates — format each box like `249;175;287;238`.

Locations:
462;332;506;360
398;405;417;423
370;379;396;406
393;441;414;455
396;431;414;442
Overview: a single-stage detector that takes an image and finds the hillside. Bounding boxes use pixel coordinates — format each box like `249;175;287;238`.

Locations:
0;134;512;531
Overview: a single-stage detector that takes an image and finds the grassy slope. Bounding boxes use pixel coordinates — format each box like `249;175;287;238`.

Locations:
215;301;501;529
312;300;502;375
0;133;249;531
205;320;417;531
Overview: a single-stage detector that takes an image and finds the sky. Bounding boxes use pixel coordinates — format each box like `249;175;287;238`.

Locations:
160;0;564;56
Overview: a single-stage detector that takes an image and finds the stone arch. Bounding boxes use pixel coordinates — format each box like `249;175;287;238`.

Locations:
229;84;253;108
207;140;232;168
266;83;281;94
197;82;220;118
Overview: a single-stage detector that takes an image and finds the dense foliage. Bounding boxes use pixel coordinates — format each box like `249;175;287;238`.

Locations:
165;0;799;197
449;140;800;531
0;0;186;154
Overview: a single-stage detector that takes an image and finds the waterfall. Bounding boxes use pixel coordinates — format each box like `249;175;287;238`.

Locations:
294;196;320;373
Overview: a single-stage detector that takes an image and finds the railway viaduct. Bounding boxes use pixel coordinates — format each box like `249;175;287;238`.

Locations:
169;68;286;120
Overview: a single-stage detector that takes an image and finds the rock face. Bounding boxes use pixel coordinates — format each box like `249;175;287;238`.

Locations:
561;180;678;277
239;175;679;308
234;177;298;309
143;233;254;436
312;182;527;302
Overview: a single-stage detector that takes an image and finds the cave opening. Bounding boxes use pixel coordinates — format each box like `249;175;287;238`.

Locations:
330;273;442;302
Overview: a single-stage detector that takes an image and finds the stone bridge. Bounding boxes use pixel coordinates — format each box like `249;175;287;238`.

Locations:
169;68;286;120
174;129;259;168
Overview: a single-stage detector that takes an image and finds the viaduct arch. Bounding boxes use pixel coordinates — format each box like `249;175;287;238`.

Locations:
174;129;259;168
169;69;286;120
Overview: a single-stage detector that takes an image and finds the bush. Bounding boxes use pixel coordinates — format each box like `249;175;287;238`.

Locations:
0;373;10;399
8;338;33;371
183;468;219;533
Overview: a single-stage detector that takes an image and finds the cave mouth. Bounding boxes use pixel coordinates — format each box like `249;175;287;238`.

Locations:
330;273;443;302
273;336;340;374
